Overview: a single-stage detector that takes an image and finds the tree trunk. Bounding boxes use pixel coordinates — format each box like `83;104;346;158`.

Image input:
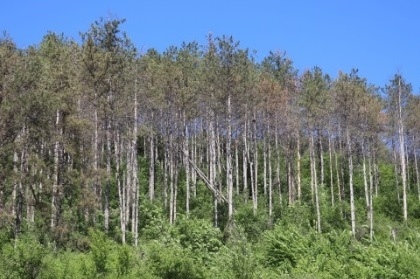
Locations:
362;142;369;212
226;94;233;222
184;112;190;217
263;129;267;197
328;130;334;205
275;121;282;205
243;117;248;202
115;133;126;244
319;130;325;188
51;110;60;229
149;119;155;201
93;104;100;225
209;109;218;226
104;118;111;233
392;140;401;202
346;128;356;236
169;133;175;224
268;124;273;220
235;140;240;195
311;133;321;233
296;133;301;203
252;109;258;213
397;78;408;221
368;149;374;241
414;139;420;202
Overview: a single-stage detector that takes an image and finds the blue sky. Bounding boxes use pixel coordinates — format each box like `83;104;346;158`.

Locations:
1;0;419;91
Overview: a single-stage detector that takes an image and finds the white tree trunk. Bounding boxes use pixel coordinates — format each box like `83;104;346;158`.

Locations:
226;94;233;222
398;78;408;221
346;128;356;236
51;109;60;229
328;130;334;205
149;125;155;201
311;133;321;233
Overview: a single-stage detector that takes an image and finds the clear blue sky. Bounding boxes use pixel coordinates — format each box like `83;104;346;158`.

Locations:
1;0;419;91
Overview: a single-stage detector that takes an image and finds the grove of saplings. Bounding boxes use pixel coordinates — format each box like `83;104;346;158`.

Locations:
0;18;419;278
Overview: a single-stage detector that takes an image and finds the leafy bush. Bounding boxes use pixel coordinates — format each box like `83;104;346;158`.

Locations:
176;217;223;255
145;241;206;279
0;234;46;279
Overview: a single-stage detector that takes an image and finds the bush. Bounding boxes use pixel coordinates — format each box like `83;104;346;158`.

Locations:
0;234;46;279
145;241;206;279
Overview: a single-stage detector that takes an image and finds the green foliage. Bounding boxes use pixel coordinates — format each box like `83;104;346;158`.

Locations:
235;203;269;242
263;224;309;271
145;241;206;279
176;217;223;255
0;234;46;279
88;228;111;276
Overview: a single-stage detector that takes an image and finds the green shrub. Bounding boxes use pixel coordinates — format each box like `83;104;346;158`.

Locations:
0;235;46;279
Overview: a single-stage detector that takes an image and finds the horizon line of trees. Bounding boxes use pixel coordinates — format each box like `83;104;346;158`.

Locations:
0;18;419;246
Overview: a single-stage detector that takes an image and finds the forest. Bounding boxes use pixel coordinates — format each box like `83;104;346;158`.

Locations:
0;18;420;278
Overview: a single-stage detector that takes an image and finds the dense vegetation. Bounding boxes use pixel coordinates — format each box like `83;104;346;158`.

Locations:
0;18;419;278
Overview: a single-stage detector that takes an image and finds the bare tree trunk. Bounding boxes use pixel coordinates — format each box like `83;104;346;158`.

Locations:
173;158;178;224
125;142;132;238
149;117;155;201
333;136;342;210
226;94;233;222
373;148;379;197
414;139;420;202
268;124;273;220
296;134;301;203
362;142;369;211
339;128;346;201
163;137;169;210
252;109;258;213
319;131;325;188
235;140;240;195
243;117;248;202
346;128;356;236
12;149;18;219
104;118;111;233
368;149;374;241
275;120;282;205
169;133;175;225
392;140;401;202
115;133;126;244
263;129;267;197
184;112;190;217
311;133;321;233
209;109;218;226
15;147;25;242
192;126;197;198
93;103;100;225
328;130;334;205
397;79;408;221
287;147;295;205
51;110;60;229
